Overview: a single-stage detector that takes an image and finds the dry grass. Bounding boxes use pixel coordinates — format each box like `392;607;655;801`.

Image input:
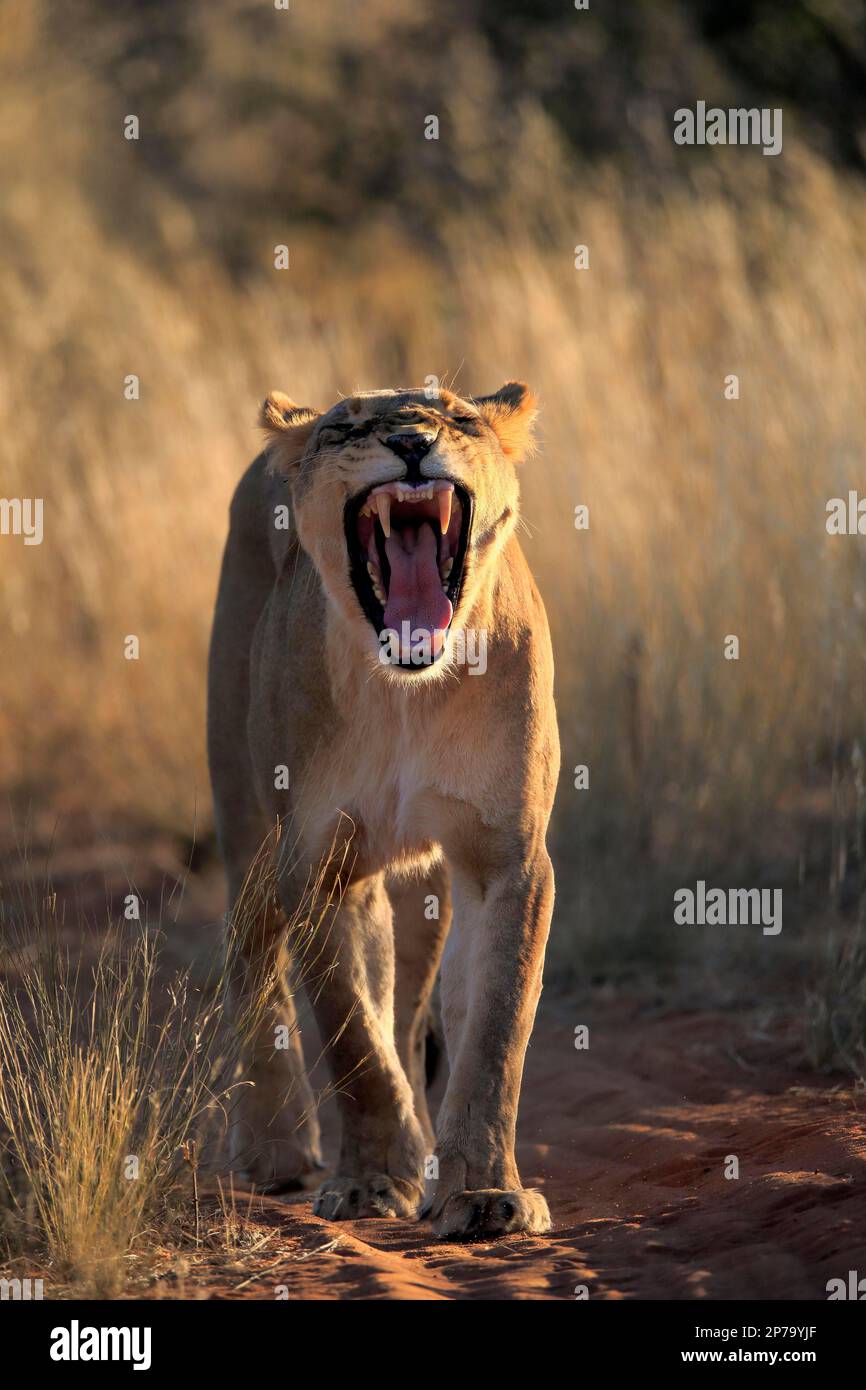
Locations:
0;827;374;1296
0;918;220;1295
0;849;274;1295
2;9;866;961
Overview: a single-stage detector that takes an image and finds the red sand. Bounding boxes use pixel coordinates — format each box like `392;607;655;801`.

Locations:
10;850;864;1301
179;996;866;1300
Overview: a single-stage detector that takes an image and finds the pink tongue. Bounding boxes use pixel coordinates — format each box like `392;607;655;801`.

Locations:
383;522;452;636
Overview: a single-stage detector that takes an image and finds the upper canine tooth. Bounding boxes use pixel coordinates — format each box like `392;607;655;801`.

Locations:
376;492;392;536
438;490;453;534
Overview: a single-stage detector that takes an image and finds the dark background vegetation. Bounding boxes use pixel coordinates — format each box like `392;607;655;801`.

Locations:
55;0;866;266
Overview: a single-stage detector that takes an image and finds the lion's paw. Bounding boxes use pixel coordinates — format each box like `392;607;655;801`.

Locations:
236;1139;324;1194
313;1173;421;1221
429;1188;551;1240
230;1109;323;1194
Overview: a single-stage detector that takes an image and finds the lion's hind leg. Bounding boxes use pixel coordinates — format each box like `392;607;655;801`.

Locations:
223;855;323;1192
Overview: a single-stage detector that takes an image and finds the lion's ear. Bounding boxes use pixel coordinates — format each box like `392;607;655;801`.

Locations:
474;381;538;461
259;391;320;472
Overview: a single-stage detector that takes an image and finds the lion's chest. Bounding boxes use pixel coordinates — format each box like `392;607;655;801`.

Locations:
297;710;440;873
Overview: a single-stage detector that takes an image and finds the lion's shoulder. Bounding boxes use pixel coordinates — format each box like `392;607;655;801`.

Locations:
229;451;296;571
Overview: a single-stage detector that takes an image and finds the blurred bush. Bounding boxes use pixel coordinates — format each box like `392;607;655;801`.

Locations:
20;0;866;274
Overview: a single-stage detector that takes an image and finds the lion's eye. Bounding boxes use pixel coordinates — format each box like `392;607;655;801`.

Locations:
318;424;353;444
451;414;484;434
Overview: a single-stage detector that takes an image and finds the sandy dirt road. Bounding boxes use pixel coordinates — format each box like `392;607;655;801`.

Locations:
176;994;866;1301
7;849;864;1301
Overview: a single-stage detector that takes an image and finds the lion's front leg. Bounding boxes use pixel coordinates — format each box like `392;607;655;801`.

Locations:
287;871;427;1221
425;844;554;1239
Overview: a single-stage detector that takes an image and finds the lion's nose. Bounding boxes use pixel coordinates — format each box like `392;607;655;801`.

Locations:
385;431;437;469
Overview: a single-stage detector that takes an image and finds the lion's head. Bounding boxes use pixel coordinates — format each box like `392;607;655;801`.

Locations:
259;383;537;674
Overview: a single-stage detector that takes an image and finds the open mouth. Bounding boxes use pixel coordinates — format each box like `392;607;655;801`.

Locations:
344;478;472;668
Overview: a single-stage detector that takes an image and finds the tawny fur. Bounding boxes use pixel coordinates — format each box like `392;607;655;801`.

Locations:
207;383;559;1237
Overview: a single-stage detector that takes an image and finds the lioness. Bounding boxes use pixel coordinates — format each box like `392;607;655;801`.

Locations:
207;382;559;1238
